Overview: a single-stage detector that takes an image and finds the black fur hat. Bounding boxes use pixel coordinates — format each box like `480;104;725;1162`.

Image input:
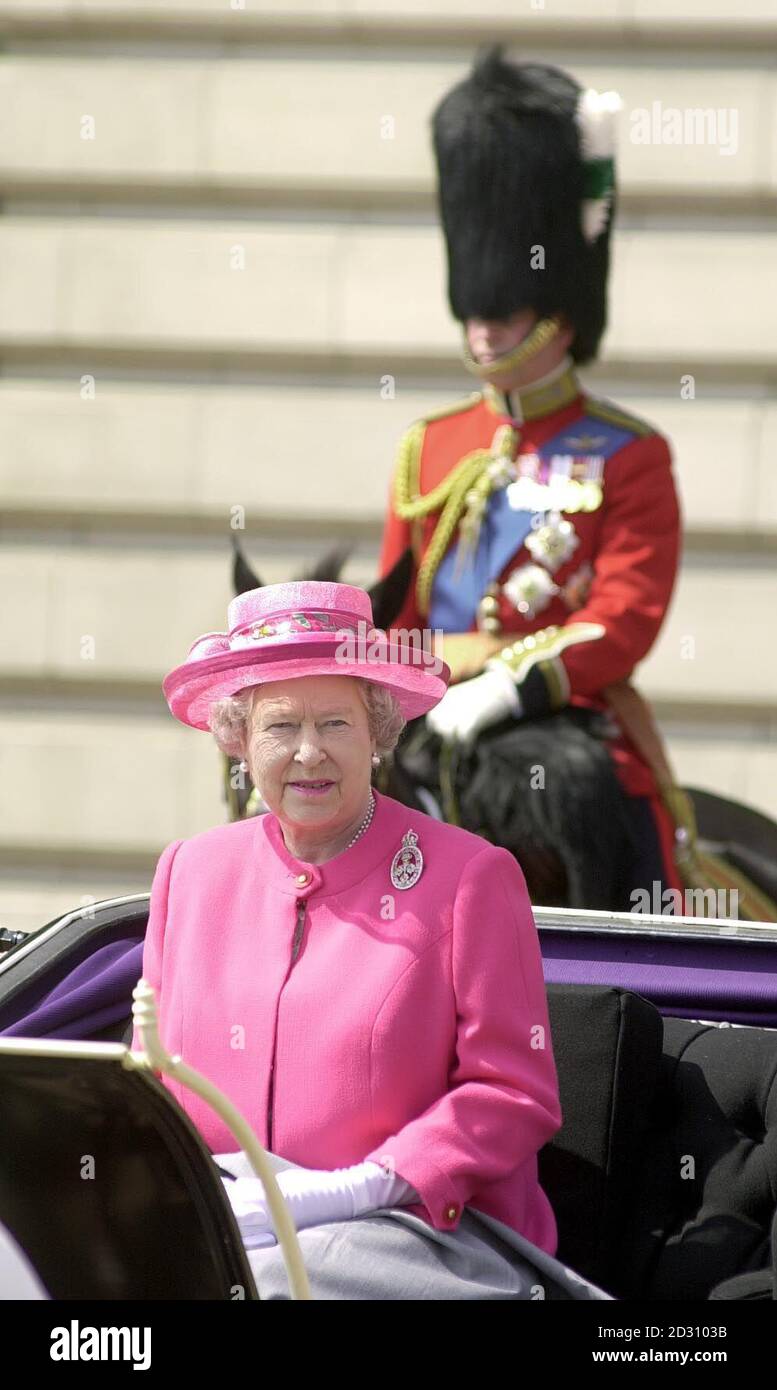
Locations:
431;46;619;364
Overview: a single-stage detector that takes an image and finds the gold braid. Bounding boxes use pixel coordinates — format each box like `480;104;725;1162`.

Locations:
456;425;518;576
416;453;496;614
393;419;521;614
394;430;493;614
393;423;488;520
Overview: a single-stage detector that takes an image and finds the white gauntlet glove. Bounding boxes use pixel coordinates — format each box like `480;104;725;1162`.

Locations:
219;1159;419;1250
425;663;522;747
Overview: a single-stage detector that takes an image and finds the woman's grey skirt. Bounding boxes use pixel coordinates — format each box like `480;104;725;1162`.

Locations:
246;1206;615;1302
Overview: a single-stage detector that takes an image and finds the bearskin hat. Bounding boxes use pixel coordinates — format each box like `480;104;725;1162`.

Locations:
431;46;619;364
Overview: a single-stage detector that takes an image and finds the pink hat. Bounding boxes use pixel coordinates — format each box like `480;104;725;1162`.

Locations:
163;580;450;730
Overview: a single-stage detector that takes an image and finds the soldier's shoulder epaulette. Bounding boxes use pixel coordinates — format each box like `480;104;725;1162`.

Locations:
392;392;485;520
419;391;483;426
393;392;481;462
585;396;656;438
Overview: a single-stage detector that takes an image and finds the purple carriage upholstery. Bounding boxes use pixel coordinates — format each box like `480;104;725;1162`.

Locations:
538;907;777;1027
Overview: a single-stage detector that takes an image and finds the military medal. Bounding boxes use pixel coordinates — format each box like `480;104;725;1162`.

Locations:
476;583;502;633
390;829;424;890
560;478;583;513
499;444;604;619
525;515;580;572
502;563;559;618
576;453;603;513
578;479;603;511
506;475;548;512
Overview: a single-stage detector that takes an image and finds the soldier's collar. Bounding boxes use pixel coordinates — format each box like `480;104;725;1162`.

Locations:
482;356;579;422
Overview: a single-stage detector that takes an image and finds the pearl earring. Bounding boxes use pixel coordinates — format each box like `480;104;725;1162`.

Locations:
371;753;381;767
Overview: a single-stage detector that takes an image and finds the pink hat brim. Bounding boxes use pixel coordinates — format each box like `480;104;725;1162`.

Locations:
163;635;450;730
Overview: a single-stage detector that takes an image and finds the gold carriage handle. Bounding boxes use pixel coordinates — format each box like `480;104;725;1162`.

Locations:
130;979;312;1300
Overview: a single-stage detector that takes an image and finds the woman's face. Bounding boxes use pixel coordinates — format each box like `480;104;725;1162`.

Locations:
245;674;375;837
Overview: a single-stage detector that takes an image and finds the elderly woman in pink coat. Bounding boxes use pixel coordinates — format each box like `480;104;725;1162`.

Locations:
135;578;611;1300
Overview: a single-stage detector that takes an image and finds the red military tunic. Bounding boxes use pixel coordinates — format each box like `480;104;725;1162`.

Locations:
379;364;683;884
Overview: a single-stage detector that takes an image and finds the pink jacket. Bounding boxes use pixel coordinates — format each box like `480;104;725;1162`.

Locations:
132;788;563;1252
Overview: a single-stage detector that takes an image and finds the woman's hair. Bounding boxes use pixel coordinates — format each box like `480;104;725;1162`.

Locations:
208;677;406;761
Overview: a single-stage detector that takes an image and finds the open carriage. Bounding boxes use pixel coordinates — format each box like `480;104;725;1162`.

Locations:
1;889;776;1302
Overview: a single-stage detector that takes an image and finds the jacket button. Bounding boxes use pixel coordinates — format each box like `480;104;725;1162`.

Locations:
295;872;311;886
445;1204;459;1222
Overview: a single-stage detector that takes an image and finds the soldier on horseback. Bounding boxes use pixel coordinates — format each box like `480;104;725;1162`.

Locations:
379;47;687;908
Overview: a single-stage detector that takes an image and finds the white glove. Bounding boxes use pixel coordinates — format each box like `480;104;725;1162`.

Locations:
426;663;522;747
220;1160;419;1250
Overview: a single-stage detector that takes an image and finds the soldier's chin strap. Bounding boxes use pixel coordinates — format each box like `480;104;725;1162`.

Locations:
460;315;562;380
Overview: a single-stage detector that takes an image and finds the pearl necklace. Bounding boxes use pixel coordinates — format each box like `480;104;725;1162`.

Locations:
344;790;375;850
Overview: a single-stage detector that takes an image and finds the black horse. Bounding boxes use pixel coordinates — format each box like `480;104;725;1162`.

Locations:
226;539;777;918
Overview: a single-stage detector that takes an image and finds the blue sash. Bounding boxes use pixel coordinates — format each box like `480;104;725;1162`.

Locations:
428;413;636;631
